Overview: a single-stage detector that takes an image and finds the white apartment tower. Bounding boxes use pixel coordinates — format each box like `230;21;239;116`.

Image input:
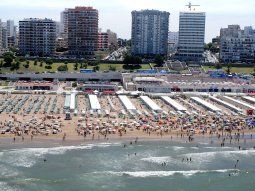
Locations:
177;10;206;61
0;20;2;53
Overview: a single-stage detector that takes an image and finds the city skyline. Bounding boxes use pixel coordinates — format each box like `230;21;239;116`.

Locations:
0;0;254;42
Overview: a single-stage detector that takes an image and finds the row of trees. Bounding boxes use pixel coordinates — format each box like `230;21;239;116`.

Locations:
0;52;103;72
123;54;165;69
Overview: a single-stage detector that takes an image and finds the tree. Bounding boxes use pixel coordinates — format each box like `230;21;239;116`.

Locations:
109;65;116;71
64;61;68;65
93;65;100;72
123;54;142;69
215;63;222;70
45;65;52;70
40;62;43;67
74;62;79;70
11;61;20;71
83;63;88;69
72;82;78;88
3;52;15;67
34;60;38;66
154;55;164;67
57;65;68;72
23;63;29;68
45;59;53;65
226;63;231;74
88;60;99;66
0;60;3;67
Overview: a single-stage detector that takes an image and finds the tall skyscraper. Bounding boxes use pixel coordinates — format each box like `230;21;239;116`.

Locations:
66;7;98;57
107;29;118;51
2;26;7;49
0;20;2;53
6;20;15;37
177;11;206;61
60;9;68;37
131;10;170;56
19;18;56;57
6;20;17;48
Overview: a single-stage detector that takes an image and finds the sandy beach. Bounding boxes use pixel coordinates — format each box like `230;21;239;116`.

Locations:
0;93;254;148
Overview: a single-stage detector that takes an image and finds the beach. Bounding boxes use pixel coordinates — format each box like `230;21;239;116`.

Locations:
0;92;255;190
0;93;254;147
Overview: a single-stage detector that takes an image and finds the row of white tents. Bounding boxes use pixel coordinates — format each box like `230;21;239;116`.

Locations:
63;93;254;116
64;92;76;112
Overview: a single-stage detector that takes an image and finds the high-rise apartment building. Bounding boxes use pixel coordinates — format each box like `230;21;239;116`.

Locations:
98;31;109;51
6;20;15;37
60;10;68;35
2;26;7;49
0;20;2;53
66;7;98;57
177;11;206;61
168;31;179;54
220;25;255;63
6;20;17;48
107;29;118;51
19;18;56;57
131;10;170;56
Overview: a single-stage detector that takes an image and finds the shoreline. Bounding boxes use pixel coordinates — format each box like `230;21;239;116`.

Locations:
1;131;255;149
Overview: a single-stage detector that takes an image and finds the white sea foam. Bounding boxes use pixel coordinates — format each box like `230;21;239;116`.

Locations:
204;146;233;150
184;149;255;159
172;146;185;151
0;182;19;191
141;156;171;164
0;142;120;168
0;165;20;177
99;169;237;178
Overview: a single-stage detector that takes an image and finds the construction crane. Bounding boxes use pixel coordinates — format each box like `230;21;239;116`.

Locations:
185;2;200;11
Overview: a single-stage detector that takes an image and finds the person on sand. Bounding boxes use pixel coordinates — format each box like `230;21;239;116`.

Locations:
63;133;66;141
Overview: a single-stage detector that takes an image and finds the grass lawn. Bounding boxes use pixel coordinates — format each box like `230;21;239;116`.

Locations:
203;66;255;74
0;60;153;74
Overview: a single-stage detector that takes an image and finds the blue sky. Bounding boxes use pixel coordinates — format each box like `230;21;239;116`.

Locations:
0;0;254;42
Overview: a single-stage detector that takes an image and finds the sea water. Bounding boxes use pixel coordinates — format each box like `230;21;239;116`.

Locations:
0;139;255;191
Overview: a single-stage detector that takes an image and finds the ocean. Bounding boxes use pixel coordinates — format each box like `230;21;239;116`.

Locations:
0;138;255;191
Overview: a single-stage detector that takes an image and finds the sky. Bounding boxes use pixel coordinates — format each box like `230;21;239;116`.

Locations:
0;0;254;42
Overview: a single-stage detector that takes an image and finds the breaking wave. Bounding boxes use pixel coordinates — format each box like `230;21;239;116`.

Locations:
91;169;238;178
0;143;120;168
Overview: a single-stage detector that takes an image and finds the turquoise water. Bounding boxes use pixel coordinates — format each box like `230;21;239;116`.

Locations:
0;139;255;191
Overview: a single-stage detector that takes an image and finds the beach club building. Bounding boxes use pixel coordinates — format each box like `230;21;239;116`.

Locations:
15;81;58;91
77;83;118;94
